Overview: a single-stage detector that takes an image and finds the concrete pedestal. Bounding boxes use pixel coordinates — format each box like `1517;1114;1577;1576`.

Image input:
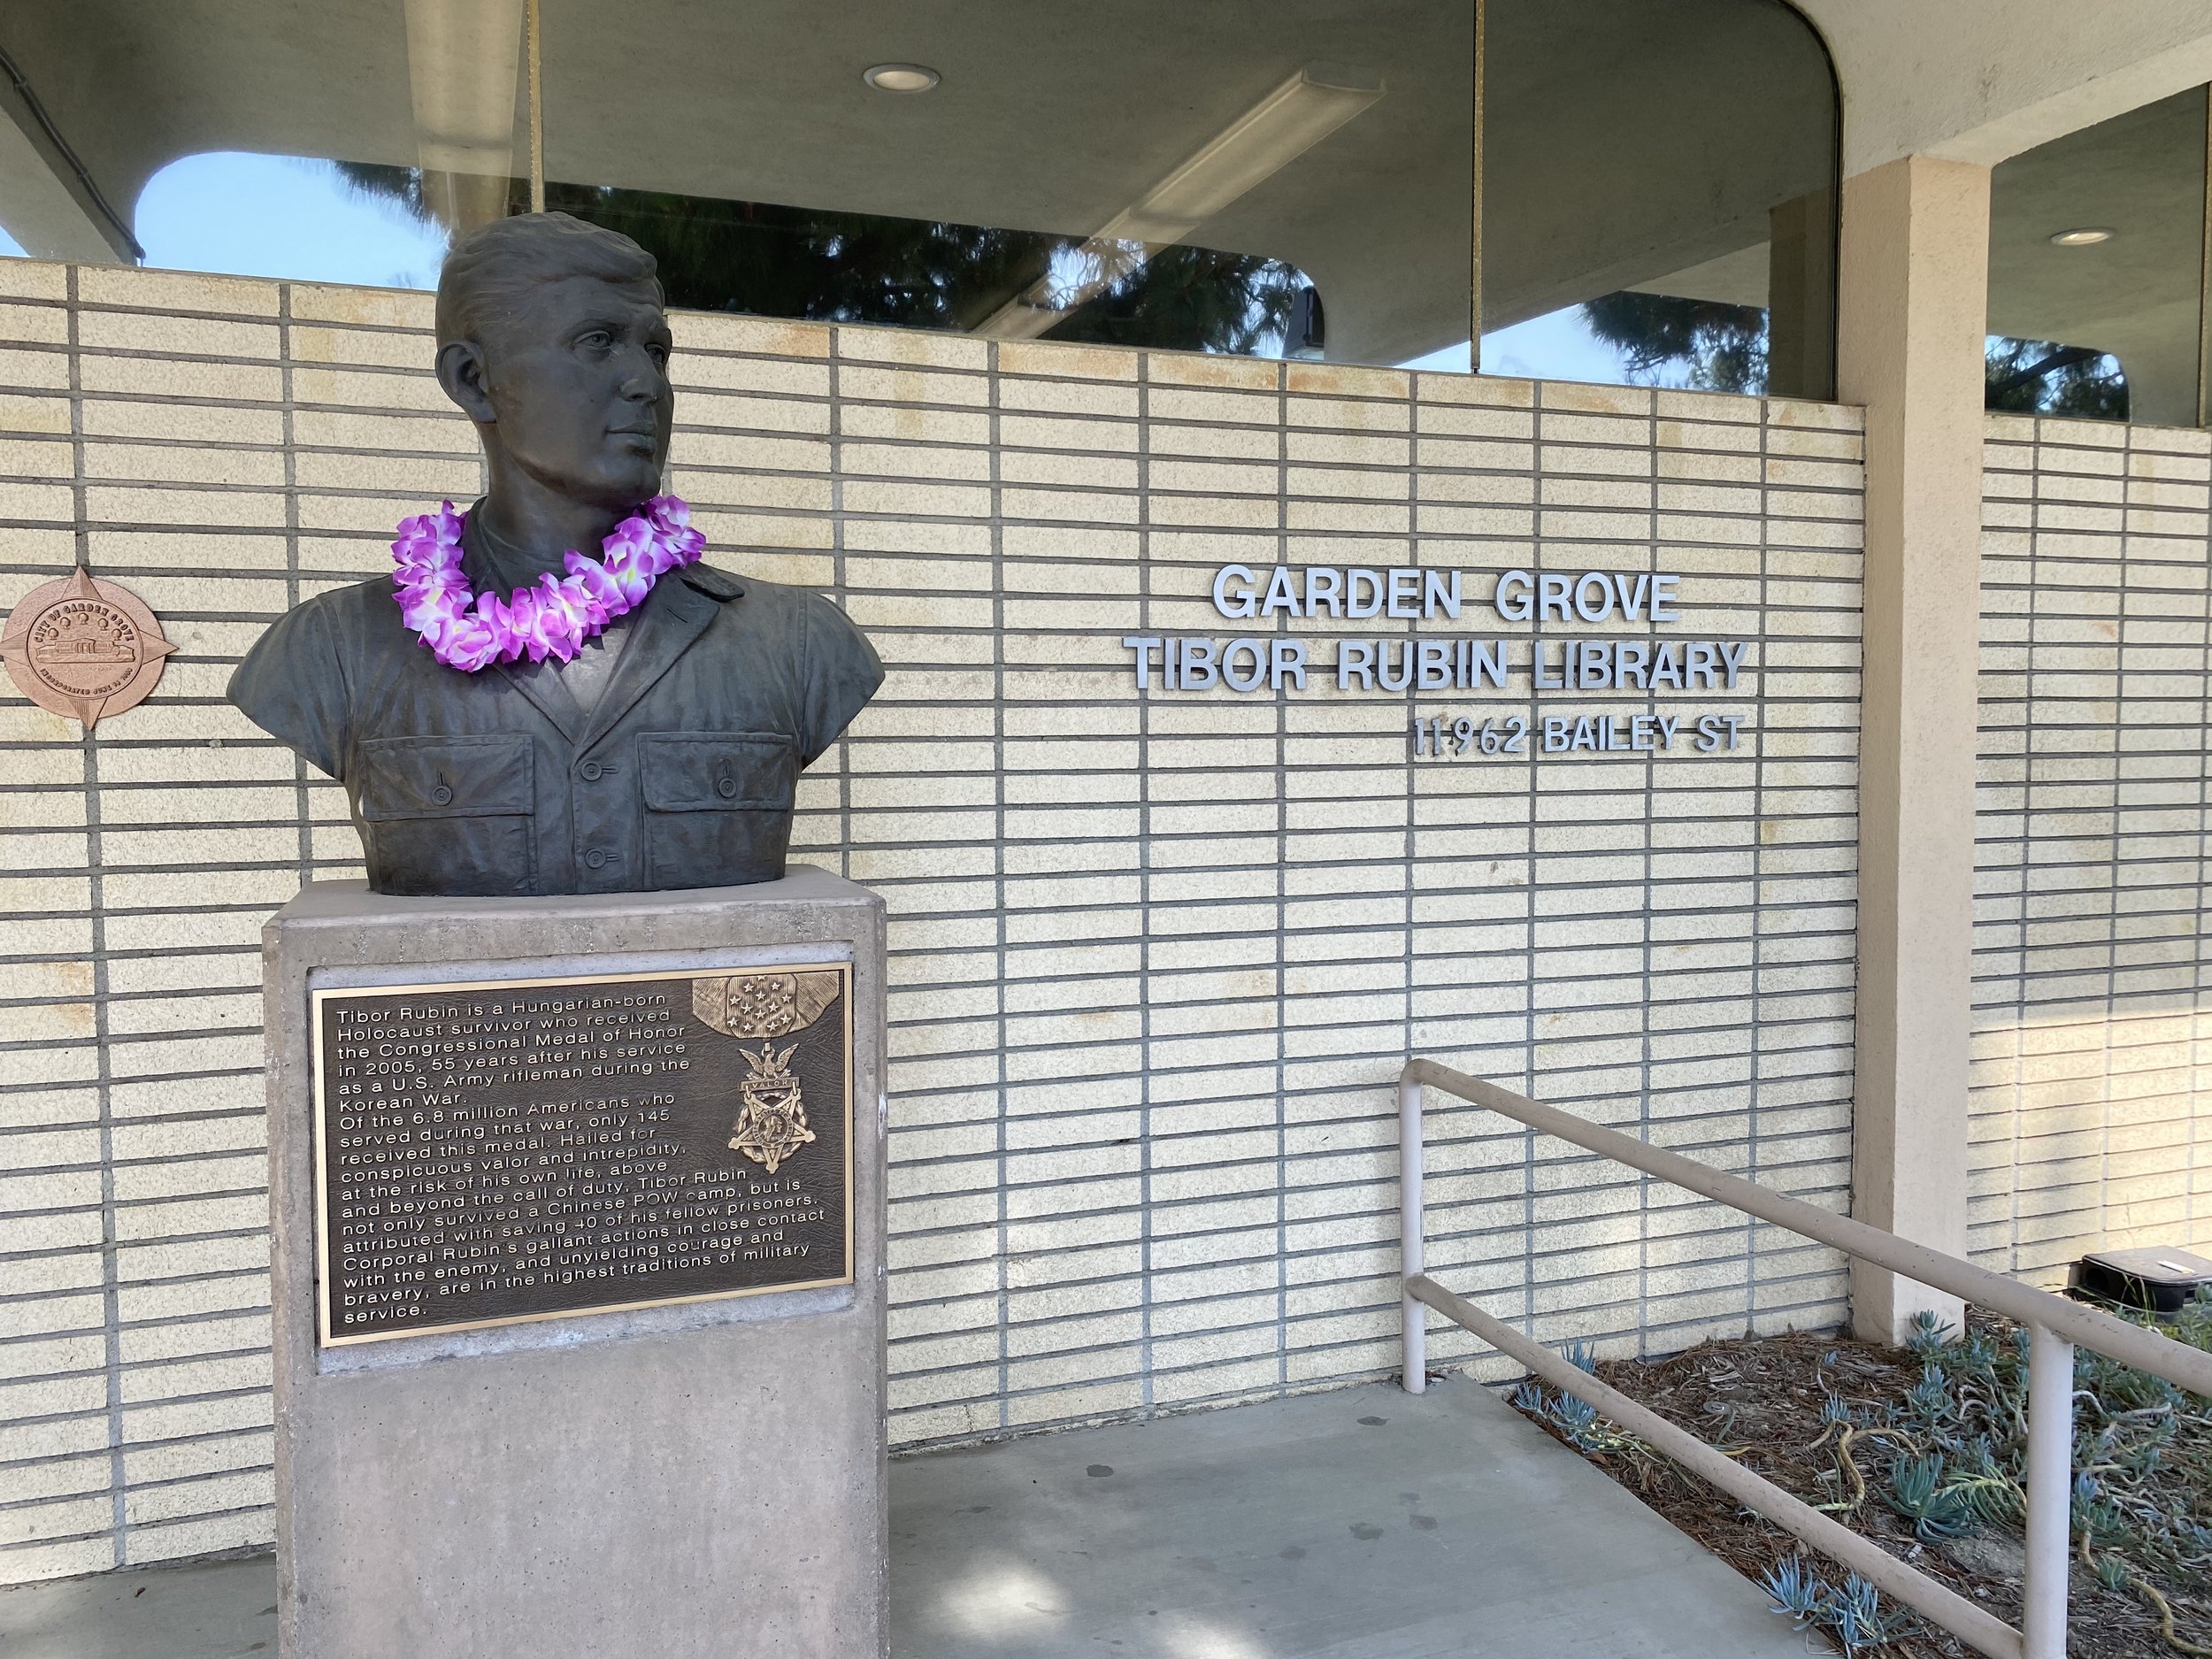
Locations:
260;869;887;1659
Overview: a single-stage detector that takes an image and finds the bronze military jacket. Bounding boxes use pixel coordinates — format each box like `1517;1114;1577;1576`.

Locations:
228;563;882;897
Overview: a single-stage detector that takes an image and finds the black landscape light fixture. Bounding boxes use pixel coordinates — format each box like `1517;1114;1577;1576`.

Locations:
1286;284;1325;358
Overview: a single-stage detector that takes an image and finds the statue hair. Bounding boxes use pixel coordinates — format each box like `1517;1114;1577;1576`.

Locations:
434;211;660;347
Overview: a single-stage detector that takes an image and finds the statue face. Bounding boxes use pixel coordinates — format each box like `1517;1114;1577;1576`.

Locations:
474;273;673;509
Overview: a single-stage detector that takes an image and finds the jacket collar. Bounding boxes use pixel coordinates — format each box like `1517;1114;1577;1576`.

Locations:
473;557;740;748
574;570;723;752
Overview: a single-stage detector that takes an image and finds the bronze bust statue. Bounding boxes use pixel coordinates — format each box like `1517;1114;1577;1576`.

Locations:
229;213;881;898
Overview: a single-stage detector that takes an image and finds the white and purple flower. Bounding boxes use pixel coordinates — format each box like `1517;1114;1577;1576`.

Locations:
389;495;704;672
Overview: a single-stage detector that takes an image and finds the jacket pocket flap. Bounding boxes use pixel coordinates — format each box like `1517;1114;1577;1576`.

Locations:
641;733;795;811
358;735;534;821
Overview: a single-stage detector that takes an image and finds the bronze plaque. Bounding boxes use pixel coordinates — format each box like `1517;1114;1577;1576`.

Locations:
311;964;852;1346
1;567;177;730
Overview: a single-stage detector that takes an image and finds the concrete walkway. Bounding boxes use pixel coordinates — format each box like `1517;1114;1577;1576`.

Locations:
1;1378;1800;1659
892;1376;1799;1658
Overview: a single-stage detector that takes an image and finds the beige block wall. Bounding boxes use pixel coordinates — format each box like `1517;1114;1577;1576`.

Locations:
1973;412;2212;1280
0;259;1863;1584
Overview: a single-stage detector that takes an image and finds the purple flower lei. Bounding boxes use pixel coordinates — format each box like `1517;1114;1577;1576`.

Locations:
390;495;706;672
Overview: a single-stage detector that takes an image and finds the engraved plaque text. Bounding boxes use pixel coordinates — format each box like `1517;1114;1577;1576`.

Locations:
312;964;852;1345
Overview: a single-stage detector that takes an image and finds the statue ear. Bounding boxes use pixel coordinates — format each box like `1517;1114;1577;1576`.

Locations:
436;340;497;424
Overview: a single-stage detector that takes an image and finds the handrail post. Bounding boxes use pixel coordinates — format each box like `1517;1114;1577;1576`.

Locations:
1400;1068;1425;1394
2022;1322;2074;1659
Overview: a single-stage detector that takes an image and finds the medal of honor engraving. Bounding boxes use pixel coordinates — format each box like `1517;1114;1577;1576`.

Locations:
312;961;853;1344
1;567;177;730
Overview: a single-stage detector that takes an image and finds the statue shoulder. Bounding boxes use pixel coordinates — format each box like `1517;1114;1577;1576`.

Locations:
228;576;396;777
684;563;880;736
680;562;747;602
688;564;861;642
246;575;394;663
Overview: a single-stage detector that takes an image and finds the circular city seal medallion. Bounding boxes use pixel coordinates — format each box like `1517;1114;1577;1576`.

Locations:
1;568;176;730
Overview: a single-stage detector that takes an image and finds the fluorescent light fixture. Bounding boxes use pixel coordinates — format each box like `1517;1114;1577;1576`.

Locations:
403;0;525;178
2048;227;2114;246
979;65;1383;339
864;63;941;93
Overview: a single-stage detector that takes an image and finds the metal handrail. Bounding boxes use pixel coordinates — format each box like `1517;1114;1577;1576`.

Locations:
1398;1057;2212;1659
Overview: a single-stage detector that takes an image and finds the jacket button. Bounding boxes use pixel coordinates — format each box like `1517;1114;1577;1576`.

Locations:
580;761;603;781
583;849;608;870
430;784;454;806
716;776;737;799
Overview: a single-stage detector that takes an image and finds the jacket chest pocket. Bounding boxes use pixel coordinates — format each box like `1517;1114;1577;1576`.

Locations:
640;733;797;891
356;735;536;896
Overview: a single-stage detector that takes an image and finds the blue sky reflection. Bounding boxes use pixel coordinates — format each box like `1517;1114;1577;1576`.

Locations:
134;152;448;288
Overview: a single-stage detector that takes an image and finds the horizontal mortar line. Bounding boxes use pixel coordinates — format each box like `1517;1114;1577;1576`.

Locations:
1;1030;267;1057
6;507;1874;542
0;1122;265;1155
884;1162;1855;1227
887;1116;1857;1179
910;1061;1863;1103
881;987;1861;1036
0;1187;269;1219
0;1061;265;1094
887;1204;1851;1292
0;1312;272;1356
0;1459;275;1518
894;952;1866;990
0;902;1867;942
0;1417;273;1481
0;832;1867;872
4;958;1869;1014
879;1282;1854;1394
40;423;1868;477
0;1228;270;1269
880;1194;1867;1248
0;843;1866;886
867;986;1855;1019
18;470;1876;506
4;516;1871;554
0;1281;273;1323
933;1079;1867;1133
882;1262;1853;1358
0;1497;274;1555
0;559;1876;593
886;1041;1856;1082
0;1350;275;1405
0;1339;273;1385
874;898;1859;935
887;1158;1858;1217
0;1299;272;1345
12;418;1885;478
887;1091;1858;1138
898;1263;1860;1352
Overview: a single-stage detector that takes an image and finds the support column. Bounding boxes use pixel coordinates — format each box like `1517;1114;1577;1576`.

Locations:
1836;155;1990;1344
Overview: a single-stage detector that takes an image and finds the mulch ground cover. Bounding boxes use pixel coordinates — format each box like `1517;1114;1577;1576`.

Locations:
1509;1312;2212;1658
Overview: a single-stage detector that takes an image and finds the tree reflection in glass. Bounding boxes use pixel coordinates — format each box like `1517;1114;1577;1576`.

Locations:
336;165;1311;359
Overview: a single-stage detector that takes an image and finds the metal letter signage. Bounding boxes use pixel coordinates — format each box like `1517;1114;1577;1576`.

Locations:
1121;563;1757;759
311;963;854;1345
1;568;176;730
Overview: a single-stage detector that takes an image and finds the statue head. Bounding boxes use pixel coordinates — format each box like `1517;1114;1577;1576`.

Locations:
433;212;672;513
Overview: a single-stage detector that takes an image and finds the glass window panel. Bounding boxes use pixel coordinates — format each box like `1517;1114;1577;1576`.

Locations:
0;2;526;280
1985;88;2208;427
1478;0;1838;397
0;1;1473;369
530;1;1471;365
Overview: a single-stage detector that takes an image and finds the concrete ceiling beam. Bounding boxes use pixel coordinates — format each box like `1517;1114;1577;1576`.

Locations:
1801;0;2212;174
0;50;137;263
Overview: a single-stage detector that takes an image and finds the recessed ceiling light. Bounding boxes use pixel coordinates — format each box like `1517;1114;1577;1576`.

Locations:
2049;227;2114;246
864;63;940;93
